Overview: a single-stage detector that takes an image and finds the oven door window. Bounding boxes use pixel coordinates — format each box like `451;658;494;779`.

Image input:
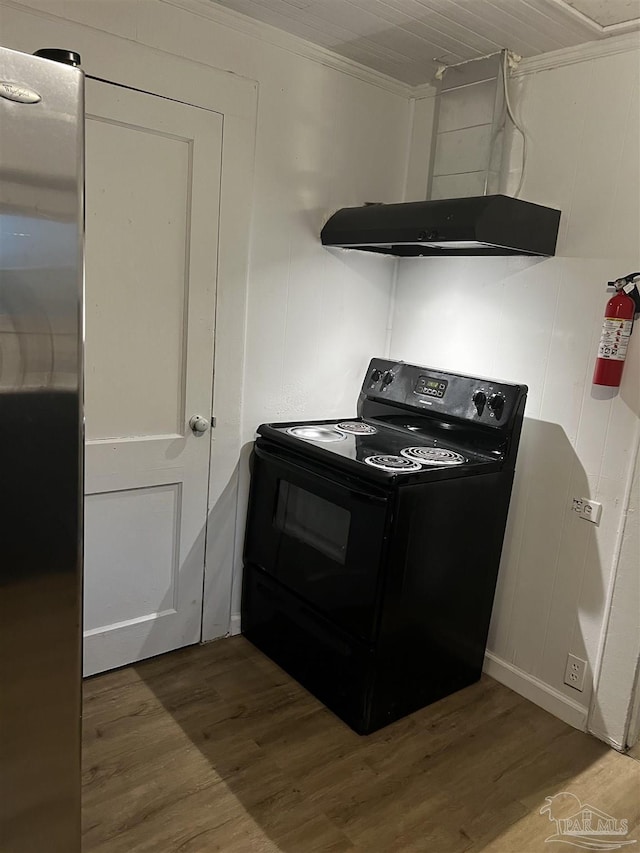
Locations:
244;450;389;641
275;481;351;565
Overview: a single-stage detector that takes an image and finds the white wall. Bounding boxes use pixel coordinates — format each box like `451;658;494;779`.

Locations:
241;62;402;431
392;44;640;728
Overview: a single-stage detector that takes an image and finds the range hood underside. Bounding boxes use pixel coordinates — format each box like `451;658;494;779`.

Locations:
336;241;545;257
321;196;561;258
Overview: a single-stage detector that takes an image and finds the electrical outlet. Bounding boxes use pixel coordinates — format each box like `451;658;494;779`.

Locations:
579;499;602;524
564;654;587;692
571;497;602;525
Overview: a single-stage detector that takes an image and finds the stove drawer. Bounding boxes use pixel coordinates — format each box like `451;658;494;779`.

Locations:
244;445;391;642
242;564;376;734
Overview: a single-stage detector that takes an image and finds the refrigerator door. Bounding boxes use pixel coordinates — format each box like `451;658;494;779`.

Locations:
0;47;83;852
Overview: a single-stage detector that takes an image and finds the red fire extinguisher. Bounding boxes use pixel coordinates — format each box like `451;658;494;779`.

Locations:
593;274;640;387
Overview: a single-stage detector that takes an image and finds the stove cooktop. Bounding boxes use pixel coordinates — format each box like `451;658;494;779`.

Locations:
260;418;498;481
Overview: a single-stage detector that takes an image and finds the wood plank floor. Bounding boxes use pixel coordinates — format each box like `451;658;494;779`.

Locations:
82;637;640;853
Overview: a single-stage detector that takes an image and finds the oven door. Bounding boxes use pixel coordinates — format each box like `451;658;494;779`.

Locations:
244;443;390;641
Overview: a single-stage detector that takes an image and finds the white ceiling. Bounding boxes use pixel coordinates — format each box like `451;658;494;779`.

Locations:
211;0;640;84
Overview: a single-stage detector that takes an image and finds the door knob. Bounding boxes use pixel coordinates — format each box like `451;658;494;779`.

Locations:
189;415;210;435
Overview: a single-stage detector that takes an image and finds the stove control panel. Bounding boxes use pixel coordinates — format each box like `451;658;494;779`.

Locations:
361;359;527;429
415;374;448;399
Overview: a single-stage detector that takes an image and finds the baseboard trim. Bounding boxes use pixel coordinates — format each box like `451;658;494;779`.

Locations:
586;725;625;753
484;651;588;732
229;613;242;636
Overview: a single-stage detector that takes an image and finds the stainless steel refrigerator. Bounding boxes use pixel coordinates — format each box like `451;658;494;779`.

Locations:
0;46;83;852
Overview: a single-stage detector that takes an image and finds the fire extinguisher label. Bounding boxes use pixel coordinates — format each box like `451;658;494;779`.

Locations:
597;317;632;361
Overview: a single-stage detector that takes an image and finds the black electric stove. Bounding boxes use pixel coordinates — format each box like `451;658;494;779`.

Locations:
242;359;527;734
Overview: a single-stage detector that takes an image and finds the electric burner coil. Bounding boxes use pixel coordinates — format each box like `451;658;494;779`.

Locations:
335;421;377;435
364;455;422;472
286;426;347;442
400;447;465;466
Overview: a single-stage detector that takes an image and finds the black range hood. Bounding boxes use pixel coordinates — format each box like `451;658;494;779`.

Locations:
321;194;561;257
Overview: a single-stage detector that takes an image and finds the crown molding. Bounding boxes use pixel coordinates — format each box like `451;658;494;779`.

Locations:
409;31;640;99
514;30;640;76
12;0;636;101
161;0;413;98
541;0;640;36
171;0;639;97
408;81;437;100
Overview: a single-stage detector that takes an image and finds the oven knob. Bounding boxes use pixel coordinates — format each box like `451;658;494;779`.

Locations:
381;371;394;388
488;393;505;418
472;390;486;414
371;369;382;383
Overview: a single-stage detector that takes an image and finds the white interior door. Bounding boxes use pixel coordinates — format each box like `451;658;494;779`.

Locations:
83;78;222;676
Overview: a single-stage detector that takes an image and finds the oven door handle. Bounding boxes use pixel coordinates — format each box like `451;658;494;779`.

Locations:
254;444;388;504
